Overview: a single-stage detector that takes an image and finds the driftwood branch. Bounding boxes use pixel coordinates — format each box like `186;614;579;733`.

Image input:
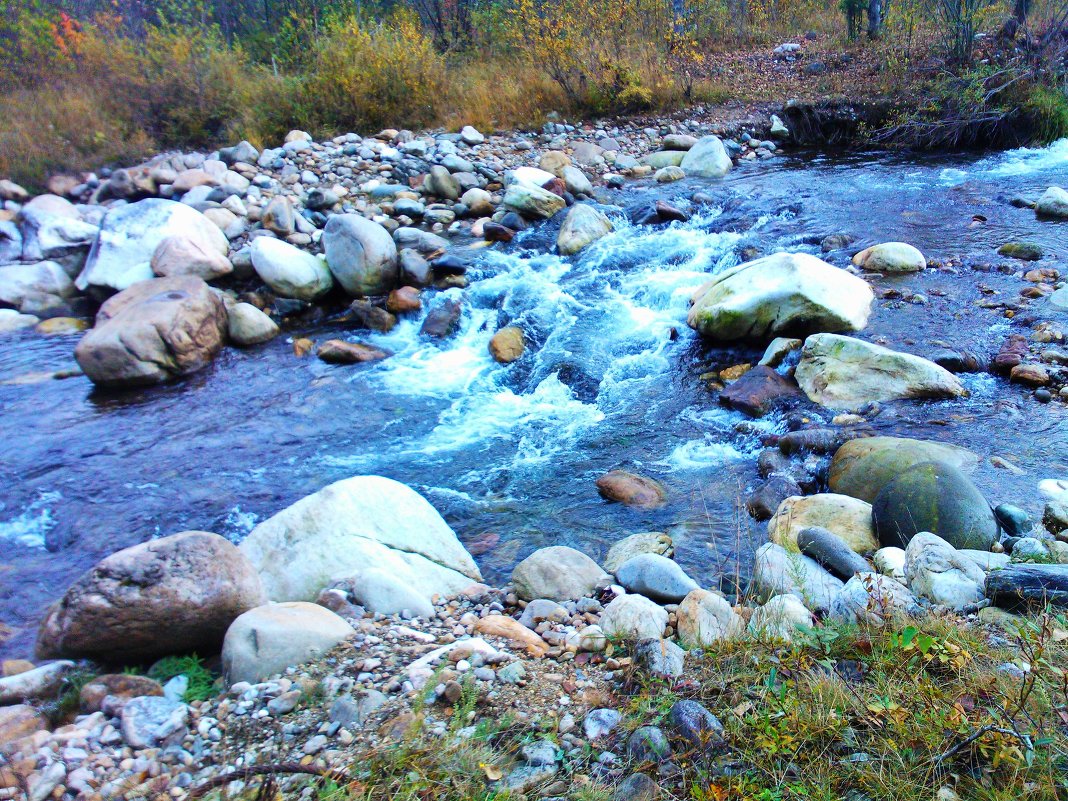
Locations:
187;763;352;799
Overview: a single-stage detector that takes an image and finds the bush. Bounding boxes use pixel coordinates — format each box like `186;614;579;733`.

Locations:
1020;82;1068;144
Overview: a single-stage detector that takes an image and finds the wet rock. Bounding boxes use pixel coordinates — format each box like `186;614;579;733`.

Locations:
317;339;390;363
558;204;612;255
746;474;803;521
872;461;998;550
121;695;188;748
80;674;164;713
931;349;985;373
76;199;228;293
688;252;873;342
222;601;355;684
431;254;467;276
37;530;265;662
420;293;463;338
851;242;926;273
603;532;674;573
991;334;1030;375
796;526;872;579
1010;363;1050;386
251;237;333;301
596;470;667;508
399;249;432;287
503;182;565;219
489;326;525;363
615;553;699;603
1035;186;1068;218
768;494;878;554
748;595;813;641
720;365;802;416
998;242;1044;260
348;299;397;332
387;286;422;314
655;200;690;222
654;166;685;183
829;436;978;503
599;594;668;640
227;302;278;346
676;589;744;647
795;334;966;410
751;542;844;612
670;699;726;752
986;564;1068;609
679;136;733;178
904;532;985;610
759;336;803;367
323;214;398;296
829;572;918;624
995;503;1033;536
778;428;866;455
511;546;609;602
483;222;515;242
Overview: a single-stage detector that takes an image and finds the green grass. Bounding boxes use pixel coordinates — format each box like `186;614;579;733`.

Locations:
147;653;218;703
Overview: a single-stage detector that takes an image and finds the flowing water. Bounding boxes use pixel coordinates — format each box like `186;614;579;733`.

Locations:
3;142;1068;659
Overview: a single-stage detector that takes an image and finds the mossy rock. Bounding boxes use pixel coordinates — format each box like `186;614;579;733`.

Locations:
829;436;979;503
872;461;997;551
998;242;1044;261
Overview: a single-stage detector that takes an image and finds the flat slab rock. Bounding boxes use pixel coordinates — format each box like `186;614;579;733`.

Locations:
986;564;1068;609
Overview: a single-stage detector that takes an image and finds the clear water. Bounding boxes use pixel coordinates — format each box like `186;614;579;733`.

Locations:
3;142;1068;658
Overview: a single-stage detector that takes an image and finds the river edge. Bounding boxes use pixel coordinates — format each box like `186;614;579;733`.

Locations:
2;105;1068;799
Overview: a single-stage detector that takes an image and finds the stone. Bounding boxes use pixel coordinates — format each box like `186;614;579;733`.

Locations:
679;136;733;178
796;527;872;579
904;532;985;610
829;572;919;625
0;308;38;331
80;674;164;713
751;542;844;612
0;660;73;704
1044;498;1068;534
557;204;612;255
539;151;571;174
323;214;399;296
670;699;726;751
348;299;397;331
961;549;1011;571
829;436;978;503
614;553;699;603
851;242;926;273
561;166;594;196
873;547;907;581
420;293;462;338
769;115;790;139
227;302;279;346
0;261;74;312
262;196;296;236
222;601;355;684
748;595;813;641
460;125;484;145
584;708;622;740
37;531;265;662
628;725;673;762
675;589;744;647
643;151;687;169
720;365;802;416
998;242;1044;261
768;494;878;554
74;275;227;387
518;599;569;629
503;182;566;219
0;179;28;202
598;594;668;640
654;166;685;183
603;532;673;573
795;333;967;410
473;615;549;657
338;567;435;617
986;564;1068;609
634;638;685;678
747;474;803;521
121;696;188;748
1036;186;1068;218
424;166;460;200
596;470;667;508
489;326;525;363
76;199;228;293
241;476;481;603
0;704;46;746
387;286;421;314
511;546;609;601
687;252;873;342
872;461;998;550
1010;364;1050;386
317;339;389;364
151;235;233;281
612;773;660;801
251;237;334;301
17;207;98;265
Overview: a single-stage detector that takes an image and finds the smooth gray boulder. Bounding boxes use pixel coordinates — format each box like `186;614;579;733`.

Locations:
751;542;843;612
323;214;398;296
679;136;733;178
614;553;699;603
796;526;871;579
904;532;985;610
557;204;612;255
251;237;333;301
511;546;609;602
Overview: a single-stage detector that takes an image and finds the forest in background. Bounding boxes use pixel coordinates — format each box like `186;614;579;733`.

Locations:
0;0;1066;186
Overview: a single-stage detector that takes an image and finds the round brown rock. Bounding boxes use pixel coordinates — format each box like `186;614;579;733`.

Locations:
596;470;667;509
36;531;266;663
80;674;164;713
489;327;525;363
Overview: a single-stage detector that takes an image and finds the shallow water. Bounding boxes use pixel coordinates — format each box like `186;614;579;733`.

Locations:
3;142;1068;659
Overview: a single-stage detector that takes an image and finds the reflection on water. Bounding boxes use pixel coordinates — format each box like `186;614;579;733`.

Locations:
2;142;1068;657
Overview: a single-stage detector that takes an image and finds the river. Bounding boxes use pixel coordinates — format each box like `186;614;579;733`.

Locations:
2;141;1067;660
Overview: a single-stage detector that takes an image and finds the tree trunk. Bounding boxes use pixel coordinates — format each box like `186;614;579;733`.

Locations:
867;0;882;38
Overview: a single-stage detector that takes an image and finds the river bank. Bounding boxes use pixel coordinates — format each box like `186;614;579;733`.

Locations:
2;109;1068;799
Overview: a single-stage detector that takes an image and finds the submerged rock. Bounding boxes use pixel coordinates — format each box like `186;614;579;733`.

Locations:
795;333;967;410
872;461;998;550
596;470;667;508
687;252;873;342
37;531;265;662
851;242;926;273
239;475;482;602
557;204;612;255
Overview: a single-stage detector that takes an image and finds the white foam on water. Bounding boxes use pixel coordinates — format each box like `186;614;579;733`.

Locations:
659;439;749;471
222;505;259;541
942;138;1068;184
0;491;61;549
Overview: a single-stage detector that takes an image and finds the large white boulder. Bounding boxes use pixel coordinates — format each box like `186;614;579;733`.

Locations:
76;199;228;293
239;476;482;603
250;237;333;300
795;333;967;410
1036;186;1068;218
675;589;744;647
751;542;843;612
322;214;398;296
679;136;733;178
598;594;668;641
851;242;926;273
904;532;985;610
557;204;612;255
0;261;74;312
687;252;873;342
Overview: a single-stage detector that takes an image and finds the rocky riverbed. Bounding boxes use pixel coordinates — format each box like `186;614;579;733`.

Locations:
2;110;1068;800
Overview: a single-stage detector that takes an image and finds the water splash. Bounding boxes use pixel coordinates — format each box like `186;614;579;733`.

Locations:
0;491;61;549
